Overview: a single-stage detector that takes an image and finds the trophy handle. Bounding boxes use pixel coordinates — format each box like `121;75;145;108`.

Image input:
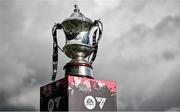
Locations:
88;19;103;64
93;19;103;46
51;23;64;81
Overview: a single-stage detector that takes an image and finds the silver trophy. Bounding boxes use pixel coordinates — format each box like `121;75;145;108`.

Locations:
51;5;103;81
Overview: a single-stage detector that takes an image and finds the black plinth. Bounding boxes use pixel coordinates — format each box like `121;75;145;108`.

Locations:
40;75;117;111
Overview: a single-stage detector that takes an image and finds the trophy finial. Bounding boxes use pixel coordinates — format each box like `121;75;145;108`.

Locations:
74;4;80;12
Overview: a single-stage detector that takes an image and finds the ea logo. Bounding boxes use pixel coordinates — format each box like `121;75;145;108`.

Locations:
84;96;96;110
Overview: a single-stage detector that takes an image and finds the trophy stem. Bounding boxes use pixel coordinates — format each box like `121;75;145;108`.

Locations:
63;59;94;78
73;56;84;60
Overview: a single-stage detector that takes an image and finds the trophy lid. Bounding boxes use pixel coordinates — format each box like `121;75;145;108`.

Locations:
62;5;93;24
61;5;93;37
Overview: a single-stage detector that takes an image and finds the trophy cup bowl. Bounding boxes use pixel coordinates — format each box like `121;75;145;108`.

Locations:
62;16;93;59
63;44;92;59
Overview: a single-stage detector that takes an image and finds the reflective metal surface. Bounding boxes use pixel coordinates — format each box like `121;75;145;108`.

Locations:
65;65;93;78
62;5;92;25
63;44;92;59
61;5;94;60
65;32;89;45
64;59;93;78
51;5;103;80
61;5;95;64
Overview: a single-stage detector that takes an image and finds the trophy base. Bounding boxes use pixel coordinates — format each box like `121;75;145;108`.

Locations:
40;75;117;111
64;59;93;78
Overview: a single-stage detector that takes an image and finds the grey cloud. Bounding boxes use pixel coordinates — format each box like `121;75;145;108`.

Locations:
154;16;180;38
162;49;179;61
111;15;180;111
119;0;149;12
153;16;180;61
0;91;35;111
0;1;26;43
139;69;180;111
116;16;180;61
0;0;50;110
166;107;180;111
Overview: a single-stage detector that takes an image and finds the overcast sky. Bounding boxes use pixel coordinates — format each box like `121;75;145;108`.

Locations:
0;0;180;111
